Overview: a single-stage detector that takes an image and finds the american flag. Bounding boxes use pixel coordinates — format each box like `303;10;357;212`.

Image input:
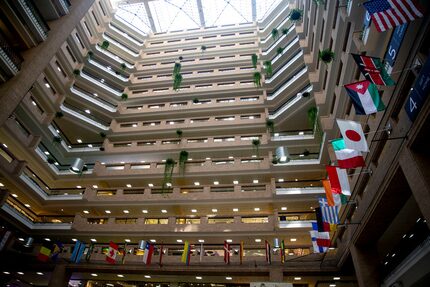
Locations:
363;0;424;32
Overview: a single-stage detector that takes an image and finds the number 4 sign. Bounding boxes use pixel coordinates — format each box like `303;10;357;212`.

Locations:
405;56;430;122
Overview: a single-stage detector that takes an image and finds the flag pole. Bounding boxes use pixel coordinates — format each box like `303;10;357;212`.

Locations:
347;169;372;176
389;64;421;75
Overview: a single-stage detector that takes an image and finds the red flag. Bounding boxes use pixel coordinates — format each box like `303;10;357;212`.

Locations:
106;241;118;264
223;241;230;264
265;240;271;264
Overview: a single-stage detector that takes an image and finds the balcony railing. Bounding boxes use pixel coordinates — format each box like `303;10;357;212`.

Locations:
0;32;23;76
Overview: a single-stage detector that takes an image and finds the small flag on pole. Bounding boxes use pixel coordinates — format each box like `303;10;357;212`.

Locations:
332;138;365;168
224;241;230;264
363;0;424;32
106;241;118;264
159;242;164;266
181;241;191;265
199;242;204;262
265;240;271;264
280;240;285;263
336;119;369;152
351;54;395;86
51;242;63;261
326;165;351;196
345;80;385;115
85;242;94;262
37;245;52;262
143;242;154;265
121;243;128;264
239;241;244;265
70;241;86;263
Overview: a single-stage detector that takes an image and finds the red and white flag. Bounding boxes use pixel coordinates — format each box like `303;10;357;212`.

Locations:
143;242;154;265
223;241;230;264
326;166;351;196
336;119;369;152
265;240;271;264
106;241;118;264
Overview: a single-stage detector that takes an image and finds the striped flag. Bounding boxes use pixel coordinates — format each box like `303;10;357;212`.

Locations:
309;230;329;253
280;240;285;263
159;242;164;266
239;241;244;265
143;242;154;265
199;242;204;262
265;240;271;264
332;138;365;169
321;206;340;225
326;165;351;196
363;0;424;32
322;180;348;206
70;240;86;263
345;80;385;115
223;241;230;264
315;207;331;232
37;245;51;262
311;222;331;248
181;241;191;265
352;54;395;86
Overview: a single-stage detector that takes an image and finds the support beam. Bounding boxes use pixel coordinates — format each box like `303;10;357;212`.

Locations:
143;1;157;32
252;0;257;22
0;0;95;126
196;0;205;27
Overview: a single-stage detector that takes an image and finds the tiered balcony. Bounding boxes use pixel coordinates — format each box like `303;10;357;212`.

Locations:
0;32;23;82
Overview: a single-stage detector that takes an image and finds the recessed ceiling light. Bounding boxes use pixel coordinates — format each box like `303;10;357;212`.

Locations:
196;276;202;280
117;274;124;278
188;158;193;161
83;210;89;214
85;109;91;114
92;185;98;188
124;239;131;243
91;273;98;277
294;277;301;280
226;239;232;243
198;239;204;243
329;285;336;287
77;139;82;143
226;276;232;280
205;157;211;160
233;180;239;184
123;210;129;214
142;209;148;213
0;182;4;187
176;239;183;243
72;238;77;242
17;272;24;275
88;144;93;148
161;209;167;213
255;239;261;242
76;185;82;188
150;239;156;243
44;151;50;155
191;209;197;213
24;204;30;208
144;275;151;279
233;208;239;212
166;182;172;187
194;182;200;186
3;271;10;274
278;178;284;182
45;83;50;88
18;238;24;241
44;238;50;242
105;210;111;214
281;207;287;211
37;272;44;275
254;207;260;211
212;209;218;213
12;194;18;198
290;238;297;242
295;178;298;181
90;239;97;242
333;277;341;280
228;156;233;159
3;144;8;148
213;181;219;185
253;179;259;183
148;183;154;187
126;184;132;188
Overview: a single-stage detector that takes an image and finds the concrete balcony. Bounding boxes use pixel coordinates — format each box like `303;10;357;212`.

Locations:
92;157;271;178
105;134;268;153
110;113;265;134
3;117;41;150
83;183;272;203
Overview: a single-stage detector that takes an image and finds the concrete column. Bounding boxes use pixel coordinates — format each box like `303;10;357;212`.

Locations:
269;267;283;282
48;264;71;287
0;0;96;126
399;148;430;229
350;244;380;287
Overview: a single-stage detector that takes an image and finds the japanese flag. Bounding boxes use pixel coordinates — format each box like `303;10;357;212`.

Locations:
336;119;369;152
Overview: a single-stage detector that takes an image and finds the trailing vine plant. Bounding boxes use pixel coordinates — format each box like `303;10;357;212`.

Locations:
178;150;189;175
162;158;175;192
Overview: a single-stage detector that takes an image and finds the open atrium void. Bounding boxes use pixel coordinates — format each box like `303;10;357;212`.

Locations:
0;0;429;286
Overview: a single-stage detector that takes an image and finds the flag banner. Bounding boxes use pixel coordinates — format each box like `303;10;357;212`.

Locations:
318;197;329;207
106;241;118;264
326;166;351;196
363;0;424;32
159;242;164;266
51;242;63;261
239;241;244;265
121;243;128;264
265;240;271;264
322;180;348;206
310;231;330;253
224;241;230;264
336;119;369;152
332;138;366;168
315;208;331;232
280;240;285;263
181;241;191;265
143;242;154;265
37;246;52;262
85;243;94;262
70;241;86;263
199;242;204;262
345;80;385;115
0;231;12;252
352;54;395;86
321;206;340;224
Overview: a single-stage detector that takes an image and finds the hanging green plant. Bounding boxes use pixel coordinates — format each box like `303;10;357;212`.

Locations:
53;136;62;144
162;158;175;191
192;98;199;104
178;150;189;175
201;45;207;51
251;54;258;69
120;63;127;70
266;119;275;135
176;129;183;138
271;28;279;41
73;69;81;76
86;50;94;60
252;139;261;156
101;40;109;50
47;157;55;164
319;49;335;64
178;56;183;61
263;61;273;77
303;149;310;156
272;156;279;165
307;107;318;130
173;62;181;76
276;47;284;55
55;111;64;118
282;28;289;35
121;93;128;101
253;72;262;88
313;0;325;5
302;92;311;98
289;9;304;22
99;132;106;138
173;73;183;91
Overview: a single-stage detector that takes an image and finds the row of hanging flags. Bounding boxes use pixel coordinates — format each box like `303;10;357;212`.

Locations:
309;0;426;253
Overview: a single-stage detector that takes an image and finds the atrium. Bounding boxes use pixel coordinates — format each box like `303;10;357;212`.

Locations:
0;0;429;286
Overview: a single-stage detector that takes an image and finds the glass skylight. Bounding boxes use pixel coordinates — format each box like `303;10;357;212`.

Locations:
110;0;283;34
